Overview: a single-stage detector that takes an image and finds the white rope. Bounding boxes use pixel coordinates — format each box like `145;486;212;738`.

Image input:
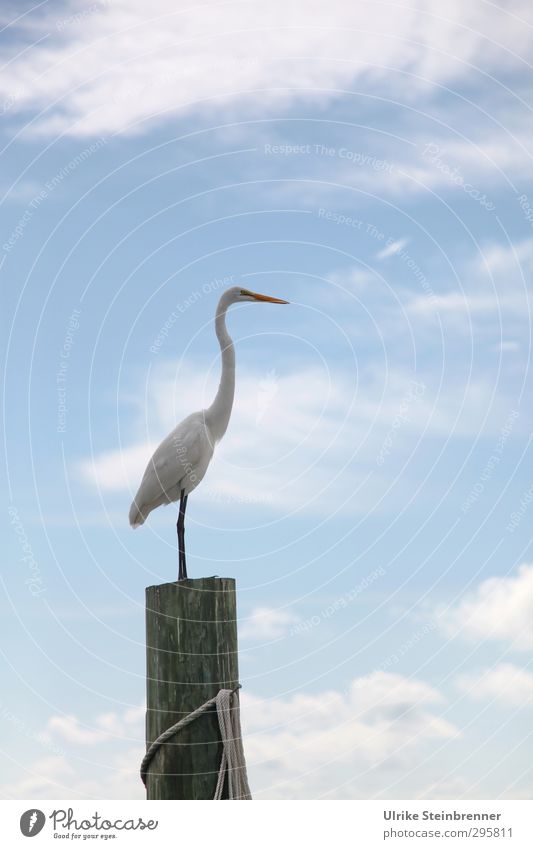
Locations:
213;689;252;800
141;686;252;800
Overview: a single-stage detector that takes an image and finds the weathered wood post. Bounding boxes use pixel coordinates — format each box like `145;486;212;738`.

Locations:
145;577;239;799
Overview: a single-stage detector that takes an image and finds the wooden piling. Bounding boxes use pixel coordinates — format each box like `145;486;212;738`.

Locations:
145;577;239;799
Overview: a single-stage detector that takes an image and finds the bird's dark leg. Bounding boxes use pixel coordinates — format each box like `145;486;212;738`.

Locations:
177;489;189;580
176;512;182;581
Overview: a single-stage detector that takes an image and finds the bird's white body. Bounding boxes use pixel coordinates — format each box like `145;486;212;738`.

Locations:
129;286;288;536
129;412;214;528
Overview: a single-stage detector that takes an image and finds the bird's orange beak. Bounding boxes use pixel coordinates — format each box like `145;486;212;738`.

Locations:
250;291;290;304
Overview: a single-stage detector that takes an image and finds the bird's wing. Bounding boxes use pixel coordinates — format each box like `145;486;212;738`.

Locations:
132;413;211;517
153;414;208;487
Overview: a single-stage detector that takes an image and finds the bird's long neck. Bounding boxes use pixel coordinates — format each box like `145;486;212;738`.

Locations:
205;299;235;442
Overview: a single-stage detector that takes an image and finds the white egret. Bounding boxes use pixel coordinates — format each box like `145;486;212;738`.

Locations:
129;286;289;579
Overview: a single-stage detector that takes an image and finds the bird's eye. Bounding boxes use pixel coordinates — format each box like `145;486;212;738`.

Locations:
240;288;253;297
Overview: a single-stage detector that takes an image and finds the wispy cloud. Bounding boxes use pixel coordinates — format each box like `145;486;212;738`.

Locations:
76;357;510;520
3;673;458;800
407;236;533;321
240;606;298;641
408;291;529;318
242;672;457;798
327;265;379;292
77;363;361;514
254;98;533;214
44;715;109;746
2;1;532;137
43;706;144;746
1;750;143;801
376;238;409;261
438;563;533;651
456;663;533;707
2;707;146;799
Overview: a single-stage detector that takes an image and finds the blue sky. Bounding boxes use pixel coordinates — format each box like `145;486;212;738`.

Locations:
1;0;533;799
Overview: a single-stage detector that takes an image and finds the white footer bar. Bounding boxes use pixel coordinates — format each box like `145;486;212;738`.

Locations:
3;799;532;848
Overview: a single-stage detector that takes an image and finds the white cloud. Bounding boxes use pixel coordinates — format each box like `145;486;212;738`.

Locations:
399;129;533;195
3;750;144;800
78;363;361;514
2;1;532;137
438;564;533;651
43;706;145;746
419;775;474;799
76;361;372;516
260;101;533;207
407;236;533;322
408;291;528;318
456;663;533;707
7;670;530;800
376;238;409;260
2;756;76;800
44;715;109;745
239;606;297;641
482;238;533;275
2;707;147;800
76;358;507;519
3;673;458;800
78;442;156;493
241;672;457;798
327;266;378;292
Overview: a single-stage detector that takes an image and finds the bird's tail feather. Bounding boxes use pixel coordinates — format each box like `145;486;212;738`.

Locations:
129;500;146;528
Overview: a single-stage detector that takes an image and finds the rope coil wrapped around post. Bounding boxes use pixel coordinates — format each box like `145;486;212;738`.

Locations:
140;685;251;800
